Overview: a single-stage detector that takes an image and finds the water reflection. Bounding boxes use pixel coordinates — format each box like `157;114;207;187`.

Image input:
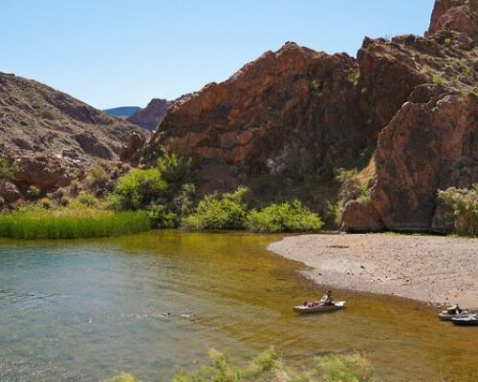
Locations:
0;231;477;381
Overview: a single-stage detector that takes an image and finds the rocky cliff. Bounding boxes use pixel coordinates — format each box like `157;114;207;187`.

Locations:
139;43;371;202
127;98;172;131
0;72;147;202
135;0;478;232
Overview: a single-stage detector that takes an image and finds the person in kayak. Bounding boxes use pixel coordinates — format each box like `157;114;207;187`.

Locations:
319;290;334;306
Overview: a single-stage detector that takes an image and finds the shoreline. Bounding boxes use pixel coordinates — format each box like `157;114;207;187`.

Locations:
269;233;478;308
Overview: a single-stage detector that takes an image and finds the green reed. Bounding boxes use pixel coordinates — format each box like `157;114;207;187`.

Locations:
0;209;151;239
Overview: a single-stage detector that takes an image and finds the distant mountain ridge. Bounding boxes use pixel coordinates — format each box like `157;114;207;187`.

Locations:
104;106;141;118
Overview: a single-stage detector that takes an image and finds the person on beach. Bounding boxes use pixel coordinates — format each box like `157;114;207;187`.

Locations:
319;290;333;306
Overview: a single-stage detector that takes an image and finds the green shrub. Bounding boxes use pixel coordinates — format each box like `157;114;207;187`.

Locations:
247;201;323;233
40;197;52;209
322;200;343;230
70;180;81;195
336;169;361;204
0;158;16;180
26;186;41;198
310;79;322;94
70;191;100;209
346;68;360;86
147;203;177;229
90;166;109;188
318;354;376;382
115;168;167;210
60;196;70;207
0;197;4;209
438;185;478;236
183;187;249;230
173;183;196;216
157;145;191;185
0;209;151;240
432;74;445;85
173;348;376;382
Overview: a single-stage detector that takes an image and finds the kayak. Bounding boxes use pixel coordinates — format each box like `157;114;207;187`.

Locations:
451;315;478;326
293;301;346;314
438;311;470;321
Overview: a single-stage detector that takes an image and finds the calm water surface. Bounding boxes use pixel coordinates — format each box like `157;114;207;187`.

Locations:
0;231;477;381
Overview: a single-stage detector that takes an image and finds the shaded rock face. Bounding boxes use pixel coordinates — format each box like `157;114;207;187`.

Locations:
142;42;370;198
372;94;478;232
127;98;172;131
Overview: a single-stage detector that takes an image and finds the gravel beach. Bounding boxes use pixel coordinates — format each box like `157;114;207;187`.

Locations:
269;234;478;307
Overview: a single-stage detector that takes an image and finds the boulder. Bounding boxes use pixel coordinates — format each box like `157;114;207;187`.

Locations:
15;154;72;190
0;180;21;203
342;200;384;233
120;132;146;161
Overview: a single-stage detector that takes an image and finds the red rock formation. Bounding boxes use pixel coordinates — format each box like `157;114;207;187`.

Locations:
142;42;368;197
342;200;383;232
428;0;478;40
120;132;147;161
372;93;478;232
127;98;172;131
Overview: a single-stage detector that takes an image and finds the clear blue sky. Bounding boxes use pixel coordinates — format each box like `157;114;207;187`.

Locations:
1;0;435;109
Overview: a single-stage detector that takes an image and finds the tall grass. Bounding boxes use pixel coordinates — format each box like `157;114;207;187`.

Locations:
0;209;151;240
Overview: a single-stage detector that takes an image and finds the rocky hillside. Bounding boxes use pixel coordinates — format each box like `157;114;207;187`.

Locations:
0;72;147;202
134;0;478;233
127;98;172;131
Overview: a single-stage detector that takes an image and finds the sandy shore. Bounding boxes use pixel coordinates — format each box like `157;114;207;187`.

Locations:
269;234;478;307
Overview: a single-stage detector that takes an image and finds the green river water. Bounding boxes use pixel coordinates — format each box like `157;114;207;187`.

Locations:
0;231;477;381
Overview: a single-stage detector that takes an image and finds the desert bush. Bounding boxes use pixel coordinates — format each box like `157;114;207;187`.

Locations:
182;187;249;230
157;145;191;185
246;200;323;233
336;169;361;204
173;348;376;382
0;158;16;180
70;191;100;209
26;185;41;198
90;166;109;188
322;200;343;230
172;183;196;216
40;197;52;209
438;185;478;236
115;168;167;210
60;195;70;207
147;203;177;229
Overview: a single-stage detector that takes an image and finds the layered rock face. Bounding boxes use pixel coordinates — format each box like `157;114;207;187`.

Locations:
347;0;478;232
428;0;478;40
136;0;478;232
127;98;172;131
0;72;147;198
141;43;371;198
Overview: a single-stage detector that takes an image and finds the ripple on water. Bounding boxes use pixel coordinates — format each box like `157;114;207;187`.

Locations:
0;231;478;382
